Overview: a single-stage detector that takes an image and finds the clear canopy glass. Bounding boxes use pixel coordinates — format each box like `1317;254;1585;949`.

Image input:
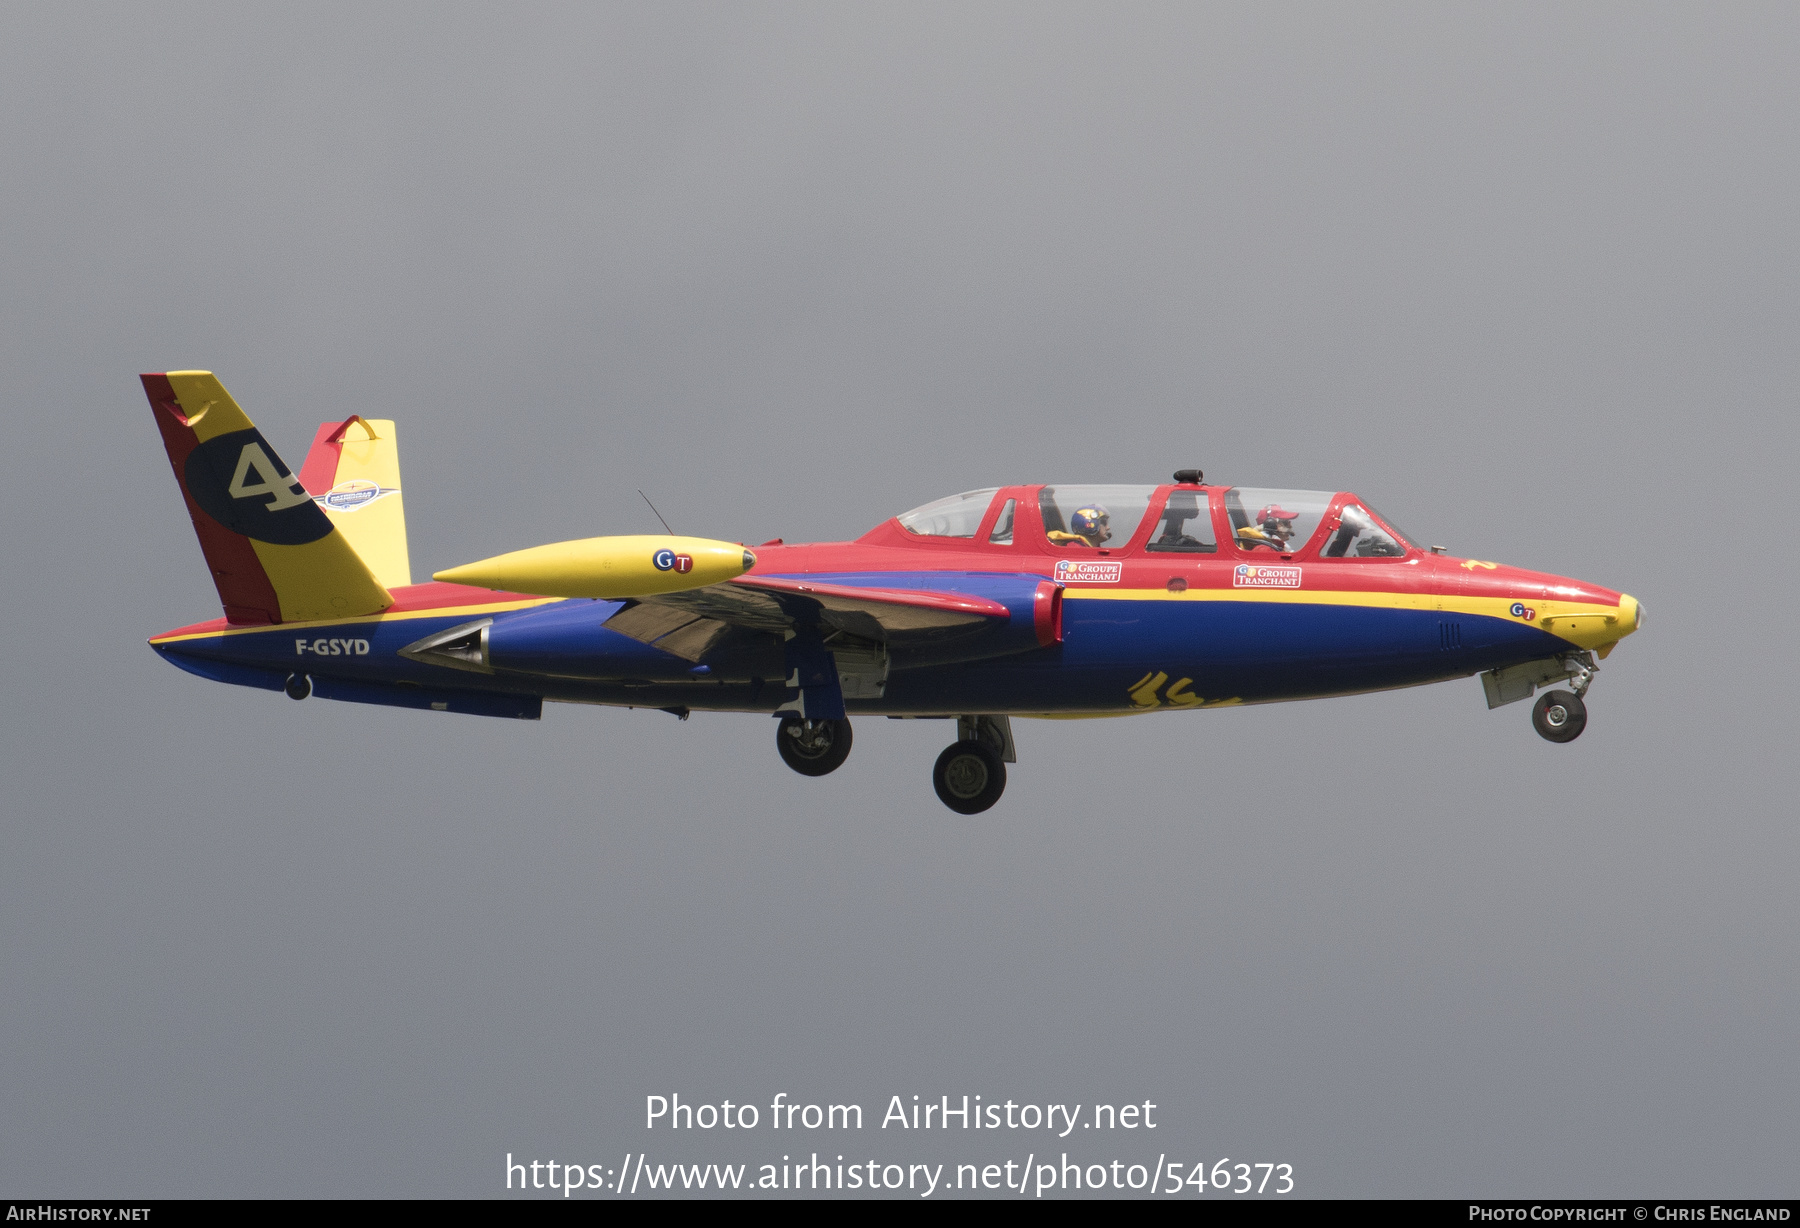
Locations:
895;489;999;538
1321;504;1406;558
1038;485;1158;549
1223;489;1416;558
1221;488;1334;555
1145;488;1216;553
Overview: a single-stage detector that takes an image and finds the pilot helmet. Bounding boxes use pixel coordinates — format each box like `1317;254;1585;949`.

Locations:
1257;504;1298;535
1070;505;1112;542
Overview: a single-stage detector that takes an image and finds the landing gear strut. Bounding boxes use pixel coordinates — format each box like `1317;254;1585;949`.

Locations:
776;717;853;776
1532;654;1595;743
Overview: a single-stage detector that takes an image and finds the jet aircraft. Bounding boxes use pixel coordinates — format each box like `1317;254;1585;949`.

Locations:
144;371;1642;813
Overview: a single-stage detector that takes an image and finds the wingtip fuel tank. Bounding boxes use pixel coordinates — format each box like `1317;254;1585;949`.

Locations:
433;535;755;598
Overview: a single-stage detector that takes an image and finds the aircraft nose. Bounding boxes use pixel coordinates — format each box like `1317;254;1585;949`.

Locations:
1619;593;1642;636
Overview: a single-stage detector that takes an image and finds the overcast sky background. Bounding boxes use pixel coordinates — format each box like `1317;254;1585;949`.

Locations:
2;2;1795;1198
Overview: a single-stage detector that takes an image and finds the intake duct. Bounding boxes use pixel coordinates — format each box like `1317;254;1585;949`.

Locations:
398;619;493;674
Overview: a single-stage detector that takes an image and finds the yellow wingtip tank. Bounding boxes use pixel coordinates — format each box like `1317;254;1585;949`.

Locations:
434;536;756;598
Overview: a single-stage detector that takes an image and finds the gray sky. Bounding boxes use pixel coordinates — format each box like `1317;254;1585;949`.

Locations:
2;1;1795;1198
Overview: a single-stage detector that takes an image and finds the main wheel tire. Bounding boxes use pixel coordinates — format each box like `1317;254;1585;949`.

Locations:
776;717;853;776
933;740;1006;814
1532;689;1587;743
284;673;311;700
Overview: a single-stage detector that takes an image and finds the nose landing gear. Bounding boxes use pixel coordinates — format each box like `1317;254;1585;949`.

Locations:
776;716;853;776
1532;690;1587;742
1532;654;1595;743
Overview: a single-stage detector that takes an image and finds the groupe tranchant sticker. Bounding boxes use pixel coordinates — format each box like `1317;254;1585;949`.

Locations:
1232;564;1302;589
1054;559;1123;583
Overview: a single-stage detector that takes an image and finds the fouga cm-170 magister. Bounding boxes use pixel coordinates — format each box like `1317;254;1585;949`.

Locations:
144;371;1643;814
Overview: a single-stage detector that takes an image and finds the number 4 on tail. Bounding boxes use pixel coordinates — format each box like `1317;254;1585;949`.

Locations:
227;442;311;510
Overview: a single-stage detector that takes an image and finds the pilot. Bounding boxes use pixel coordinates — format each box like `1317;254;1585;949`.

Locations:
1237;504;1298;551
1047;505;1111;548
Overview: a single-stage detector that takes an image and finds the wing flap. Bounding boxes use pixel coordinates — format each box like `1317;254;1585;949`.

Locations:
601;602;732;662
736;575;1008;629
603;573;1013;652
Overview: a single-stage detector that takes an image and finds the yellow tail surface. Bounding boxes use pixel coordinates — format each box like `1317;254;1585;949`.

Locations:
298;416;412;588
143;371;394;624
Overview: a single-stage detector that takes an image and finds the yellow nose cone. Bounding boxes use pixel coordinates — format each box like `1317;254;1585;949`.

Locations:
435;535;755;598
1539;591;1644;652
1583;593;1643;659
1617;593;1642;636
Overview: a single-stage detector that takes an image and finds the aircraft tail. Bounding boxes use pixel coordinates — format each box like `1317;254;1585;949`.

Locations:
297;415;413;588
143;371;394;625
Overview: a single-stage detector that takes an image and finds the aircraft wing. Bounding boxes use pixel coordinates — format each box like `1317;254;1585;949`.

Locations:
601;574;1015;661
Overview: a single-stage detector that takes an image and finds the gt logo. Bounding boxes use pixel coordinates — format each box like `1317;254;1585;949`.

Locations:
1509;602;1537;621
296;638;370;655
652;549;694;573
227;442;311;511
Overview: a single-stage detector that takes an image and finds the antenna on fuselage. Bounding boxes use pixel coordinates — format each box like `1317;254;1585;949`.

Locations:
638;489;675;535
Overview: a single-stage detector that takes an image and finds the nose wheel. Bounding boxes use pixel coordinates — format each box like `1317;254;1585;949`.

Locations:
1532;689;1587;743
1531;653;1595;743
776;717;853;776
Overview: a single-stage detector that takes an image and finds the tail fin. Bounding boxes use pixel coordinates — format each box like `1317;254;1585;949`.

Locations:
297;416;413;588
143;371;393;625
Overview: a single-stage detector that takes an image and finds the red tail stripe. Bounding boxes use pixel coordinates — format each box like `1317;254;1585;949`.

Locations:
296;418;357;496
142;373;283;625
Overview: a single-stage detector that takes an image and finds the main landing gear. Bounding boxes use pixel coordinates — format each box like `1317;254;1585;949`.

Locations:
932;716;1015;815
933;741;1006;815
1532;655;1595;744
776;716;853;776
774;713;1017;814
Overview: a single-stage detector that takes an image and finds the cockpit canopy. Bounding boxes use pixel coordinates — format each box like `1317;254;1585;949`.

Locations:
1215;488;1412;558
894;489;999;538
893;485;1416;558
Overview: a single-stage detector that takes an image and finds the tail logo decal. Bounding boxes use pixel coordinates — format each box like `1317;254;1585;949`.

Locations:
185;429;334;545
317;479;398;512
